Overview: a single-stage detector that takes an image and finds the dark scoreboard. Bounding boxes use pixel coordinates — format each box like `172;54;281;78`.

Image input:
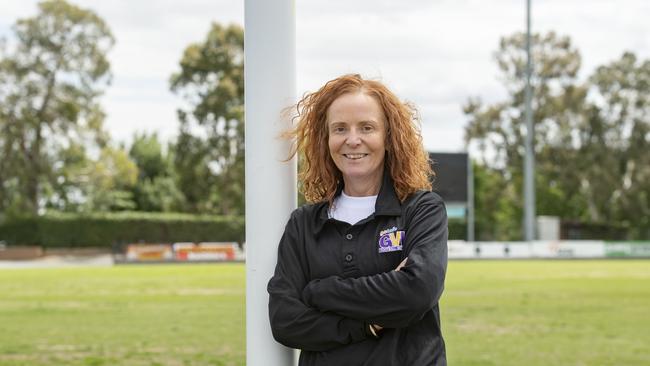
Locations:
428;152;468;203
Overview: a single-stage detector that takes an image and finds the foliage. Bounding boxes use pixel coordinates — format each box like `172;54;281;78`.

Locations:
170;23;245;215
584;52;650;236
83;146;138;211
447;219;467;241
468;162;520;240
0;0;114;215
465;32;650;239
40;143;140;213
128;133;185;212
129;132;169;181
0;211;245;247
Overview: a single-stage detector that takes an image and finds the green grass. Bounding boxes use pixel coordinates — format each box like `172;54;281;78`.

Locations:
0;260;648;365
0;264;245;366
442;260;650;366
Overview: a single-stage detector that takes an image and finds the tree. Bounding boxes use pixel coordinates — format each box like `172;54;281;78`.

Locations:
465;31;650;239
45;142;91;211
582;53;650;236
465;32;589;238
471;162;520;241
0;0;114;215
130;133;169;181
83;146;138;211
128;133;185;212
44;142;140;213
170;23;244;215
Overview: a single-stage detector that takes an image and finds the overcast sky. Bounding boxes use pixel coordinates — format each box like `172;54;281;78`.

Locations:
1;0;649;152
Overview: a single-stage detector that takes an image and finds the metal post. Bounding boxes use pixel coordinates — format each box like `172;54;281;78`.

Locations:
467;155;475;242
524;0;536;241
245;1;296;365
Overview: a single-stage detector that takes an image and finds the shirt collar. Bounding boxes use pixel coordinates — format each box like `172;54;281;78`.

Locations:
313;168;401;236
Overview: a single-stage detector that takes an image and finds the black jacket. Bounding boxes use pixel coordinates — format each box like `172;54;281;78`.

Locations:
268;172;448;366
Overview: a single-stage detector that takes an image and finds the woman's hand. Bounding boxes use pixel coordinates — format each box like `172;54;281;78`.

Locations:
395;257;408;271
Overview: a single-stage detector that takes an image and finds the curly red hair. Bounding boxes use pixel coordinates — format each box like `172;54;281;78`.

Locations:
285;74;433;204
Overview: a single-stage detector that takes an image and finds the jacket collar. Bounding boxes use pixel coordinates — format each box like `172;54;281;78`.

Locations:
314;167;401;235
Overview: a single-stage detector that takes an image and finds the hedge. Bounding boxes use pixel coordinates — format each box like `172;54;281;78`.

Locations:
447;218;642;241
0;214;473;247
560;220;632;240
448;219;467;240
3;212;639;248
0;212;245;248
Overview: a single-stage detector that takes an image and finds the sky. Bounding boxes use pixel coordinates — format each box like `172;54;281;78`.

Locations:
1;0;649;152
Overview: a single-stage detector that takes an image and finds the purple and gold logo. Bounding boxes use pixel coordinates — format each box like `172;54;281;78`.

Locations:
378;226;405;253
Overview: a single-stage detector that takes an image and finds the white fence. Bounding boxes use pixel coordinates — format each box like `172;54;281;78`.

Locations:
448;240;650;259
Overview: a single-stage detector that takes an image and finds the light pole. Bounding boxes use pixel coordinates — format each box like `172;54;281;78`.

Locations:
524;0;536;241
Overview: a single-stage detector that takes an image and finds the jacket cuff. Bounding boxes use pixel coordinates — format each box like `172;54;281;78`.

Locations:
301;279;317;307
343;319;369;343
363;322;375;338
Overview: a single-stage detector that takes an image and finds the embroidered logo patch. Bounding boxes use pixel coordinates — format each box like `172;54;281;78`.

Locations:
378;226;405;253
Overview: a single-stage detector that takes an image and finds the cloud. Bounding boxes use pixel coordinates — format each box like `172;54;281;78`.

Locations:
297;0;650;152
1;0;649;154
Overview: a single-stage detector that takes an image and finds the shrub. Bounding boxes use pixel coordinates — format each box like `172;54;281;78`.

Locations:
0;212;245;248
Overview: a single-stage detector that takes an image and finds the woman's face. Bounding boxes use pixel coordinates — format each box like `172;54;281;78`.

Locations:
327;92;387;194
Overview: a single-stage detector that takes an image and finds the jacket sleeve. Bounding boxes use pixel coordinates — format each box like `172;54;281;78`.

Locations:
301;195;448;329
267;210;370;351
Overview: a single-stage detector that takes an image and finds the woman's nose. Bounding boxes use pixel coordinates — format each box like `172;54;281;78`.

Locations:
345;131;361;146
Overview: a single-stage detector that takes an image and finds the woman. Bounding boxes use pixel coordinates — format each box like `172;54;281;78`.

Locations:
268;74;448;365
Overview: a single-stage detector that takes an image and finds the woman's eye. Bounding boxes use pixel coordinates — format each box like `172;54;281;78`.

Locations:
363;125;374;132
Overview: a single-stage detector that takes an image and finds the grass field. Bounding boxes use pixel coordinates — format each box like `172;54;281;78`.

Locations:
0;260;648;366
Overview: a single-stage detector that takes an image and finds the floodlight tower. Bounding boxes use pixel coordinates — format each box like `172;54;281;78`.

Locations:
524;0;536;241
